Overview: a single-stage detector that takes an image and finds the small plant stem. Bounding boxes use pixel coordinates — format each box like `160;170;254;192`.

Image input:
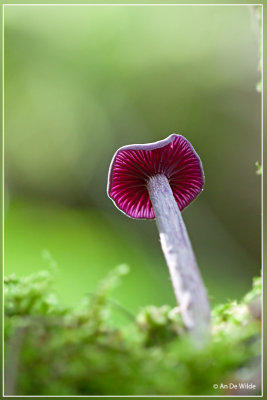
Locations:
147;174;210;337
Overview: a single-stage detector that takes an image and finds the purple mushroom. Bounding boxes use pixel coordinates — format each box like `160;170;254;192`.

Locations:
107;134;210;336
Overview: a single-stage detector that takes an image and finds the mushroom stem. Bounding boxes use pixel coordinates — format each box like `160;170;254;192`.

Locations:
147;174;210;336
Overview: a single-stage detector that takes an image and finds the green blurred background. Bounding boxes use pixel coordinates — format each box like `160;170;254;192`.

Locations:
4;5;261;314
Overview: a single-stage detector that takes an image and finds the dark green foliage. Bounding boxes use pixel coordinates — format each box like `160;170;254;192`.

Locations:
4;267;261;396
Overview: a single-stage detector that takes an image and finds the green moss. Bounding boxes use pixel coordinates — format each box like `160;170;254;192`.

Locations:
4;267;261;396
255;161;262;176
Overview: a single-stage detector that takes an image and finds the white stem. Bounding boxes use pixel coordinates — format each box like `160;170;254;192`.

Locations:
147;174;210;336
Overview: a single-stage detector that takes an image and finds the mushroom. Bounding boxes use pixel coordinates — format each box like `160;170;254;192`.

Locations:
107;134;210;337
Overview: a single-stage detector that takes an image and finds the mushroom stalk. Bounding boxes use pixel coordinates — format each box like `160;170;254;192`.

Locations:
147;174;210;335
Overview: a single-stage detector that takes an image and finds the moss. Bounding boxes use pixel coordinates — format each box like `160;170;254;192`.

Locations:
4;267;261;396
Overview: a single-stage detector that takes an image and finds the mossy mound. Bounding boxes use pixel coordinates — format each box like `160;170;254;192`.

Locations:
4;266;261;396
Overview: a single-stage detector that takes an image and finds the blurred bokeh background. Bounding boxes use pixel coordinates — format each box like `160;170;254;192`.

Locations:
4;5;261;314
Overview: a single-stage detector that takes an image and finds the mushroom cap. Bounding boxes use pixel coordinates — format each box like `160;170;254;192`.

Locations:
107;134;204;219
